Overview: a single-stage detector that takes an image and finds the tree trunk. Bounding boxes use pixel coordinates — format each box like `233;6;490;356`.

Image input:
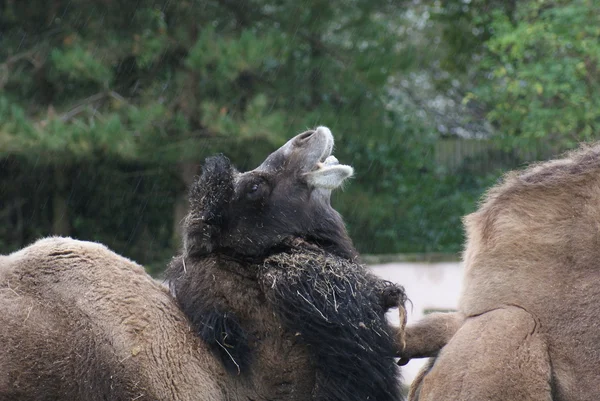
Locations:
15;198;24;247
310;40;322;109
172;162;198;246
172;23;201;247
52;166;71;237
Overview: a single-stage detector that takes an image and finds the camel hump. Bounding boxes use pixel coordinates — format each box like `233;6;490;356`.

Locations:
464;143;600;256
8;236;131;263
8;236;109;254
1;236;146;281
414;306;552;401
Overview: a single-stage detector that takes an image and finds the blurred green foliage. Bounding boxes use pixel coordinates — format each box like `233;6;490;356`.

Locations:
437;0;600;148
1;0;594;273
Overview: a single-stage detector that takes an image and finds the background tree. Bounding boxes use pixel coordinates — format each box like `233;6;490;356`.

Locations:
423;0;599;148
471;0;600;148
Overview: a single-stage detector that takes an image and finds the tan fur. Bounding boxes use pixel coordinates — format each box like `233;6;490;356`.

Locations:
0;237;302;400
418;306;552;401
407;143;600;400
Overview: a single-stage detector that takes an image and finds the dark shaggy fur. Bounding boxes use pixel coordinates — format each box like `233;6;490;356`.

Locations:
168;253;259;376
168;241;406;401
258;240;405;401
194;307;251;375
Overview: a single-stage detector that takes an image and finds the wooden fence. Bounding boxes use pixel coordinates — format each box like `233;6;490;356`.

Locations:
434;138;564;173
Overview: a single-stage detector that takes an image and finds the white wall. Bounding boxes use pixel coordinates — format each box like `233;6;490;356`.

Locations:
369;262;464;386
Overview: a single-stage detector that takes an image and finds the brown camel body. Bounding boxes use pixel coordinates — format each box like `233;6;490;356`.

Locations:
402;144;600;401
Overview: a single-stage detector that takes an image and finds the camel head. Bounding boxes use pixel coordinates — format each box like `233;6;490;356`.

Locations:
183;126;356;260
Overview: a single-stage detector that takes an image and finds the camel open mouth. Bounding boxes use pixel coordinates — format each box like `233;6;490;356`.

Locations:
307;127;354;190
312;155;354;187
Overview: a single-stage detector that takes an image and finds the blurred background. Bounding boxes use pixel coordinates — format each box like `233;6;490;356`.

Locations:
1;0;598;277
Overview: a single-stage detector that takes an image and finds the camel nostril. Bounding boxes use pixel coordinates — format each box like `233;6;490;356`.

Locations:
296;131;315;143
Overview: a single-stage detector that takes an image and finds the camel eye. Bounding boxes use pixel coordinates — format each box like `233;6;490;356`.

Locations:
243;177;270;201
245;181;263;200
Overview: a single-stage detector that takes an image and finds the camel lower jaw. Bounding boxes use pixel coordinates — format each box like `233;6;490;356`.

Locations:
306;159;354;190
319;156;354;178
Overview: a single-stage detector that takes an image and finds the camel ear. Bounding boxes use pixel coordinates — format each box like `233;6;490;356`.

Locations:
306;157;354;190
184;155;235;256
190;155;235;223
